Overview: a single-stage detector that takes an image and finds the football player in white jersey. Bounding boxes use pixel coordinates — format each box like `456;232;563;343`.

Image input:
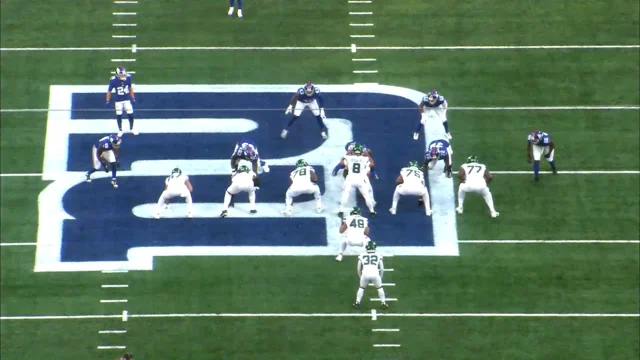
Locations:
336;207;369;262
220;165;259;217
389;161;433;216
282;159;323;216
353;240;389;310
456;156;499;218
338;144;376;218
154;168;194;219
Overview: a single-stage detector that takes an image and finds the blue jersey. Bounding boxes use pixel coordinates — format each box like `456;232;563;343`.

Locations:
297;86;324;107
95;136;117;152
234;138;259;161
420;94;446;108
108;75;133;102
425;140;451;162
527;131;551;146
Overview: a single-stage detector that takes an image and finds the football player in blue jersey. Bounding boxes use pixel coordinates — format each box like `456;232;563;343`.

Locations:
106;67;137;137
332;141;379;179
230;138;269;175
413;90;451;141
228;0;243;18
85;134;122;188
527;130;557;183
422;139;453;178
281;82;328;140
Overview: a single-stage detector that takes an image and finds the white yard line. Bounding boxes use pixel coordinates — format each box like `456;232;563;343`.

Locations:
97;345;126;349
3;312;637;320
99;330;127;334
100;299;128;303
2;45;638;52
374;344;401;347
102;285;129;288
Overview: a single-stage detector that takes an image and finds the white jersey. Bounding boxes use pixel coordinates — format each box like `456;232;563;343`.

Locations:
460;163;487;184
399;166;425;187
233;170;256;184
358;252;384;276
289;166;315;185
344;155;370;178
165;173;189;192
343;214;368;238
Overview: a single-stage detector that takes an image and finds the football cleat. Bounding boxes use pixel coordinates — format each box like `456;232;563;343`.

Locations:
154;213;160;220
352;302;360;309
85;173;92;183
534;176;540;184
131;129;139;136
249;209;257;214
335;254;343;262
111;178;118;188
117;131;124;137
553;167;558;175
455;207;463;214
237;9;243;18
187;212;193;219
227;7;234;16
321;131;328;140
316;207;324;214
491;211;500;218
413;132;420;140
380;302;389;310
281;209;292;216
280;129;288;139
446;132;452;140
389;208;396;215
425;209;433;216
370;211;377;217
220;210;228;218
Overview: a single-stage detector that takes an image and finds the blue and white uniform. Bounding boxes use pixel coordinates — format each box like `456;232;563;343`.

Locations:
282;82;328;140
527;131;554;161
414;90;451;140
424;139;453;170
344;141;370;155
85;134;121;187
107;67;137;136
231;138;269;174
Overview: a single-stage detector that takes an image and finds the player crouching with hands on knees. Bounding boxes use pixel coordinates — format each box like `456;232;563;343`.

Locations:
154;168;194;219
220;165;260;218
390;160;432;216
353;240;389;310
456;156;499;218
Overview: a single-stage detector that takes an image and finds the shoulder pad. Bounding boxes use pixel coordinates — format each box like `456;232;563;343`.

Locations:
297;88;305;95
314;87;321;94
110;76;116;80
438;96;445;101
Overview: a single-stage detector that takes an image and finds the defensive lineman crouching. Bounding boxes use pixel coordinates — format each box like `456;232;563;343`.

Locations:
220;165;260;217
154;168;194;219
526;130;557;183
282;159;323;216
456;156;499;218
353;240;389;310
389;161;432;216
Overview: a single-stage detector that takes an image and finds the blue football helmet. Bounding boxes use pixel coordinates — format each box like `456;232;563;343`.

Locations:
304;81;315;96
116;67;127;80
109;134;122;148
427;90;439;105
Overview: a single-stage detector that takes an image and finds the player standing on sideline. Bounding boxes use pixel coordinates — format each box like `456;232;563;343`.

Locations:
220;165;259;217
456;156;499;217
85;134;121;188
281;82;328;140
338;144;376;218
353;240;389;310
106;67;137;137
527;130;557;183
227;0;243;18
413;90;451;141
389;161;432;216
154;168;194;219
282;159;323;216
422;139;453;178
336;207;370;262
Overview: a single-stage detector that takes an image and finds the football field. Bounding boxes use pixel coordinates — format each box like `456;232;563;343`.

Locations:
1;1;639;359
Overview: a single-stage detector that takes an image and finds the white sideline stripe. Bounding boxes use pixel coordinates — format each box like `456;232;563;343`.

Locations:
350;35;375;38
98;346;126;349
102;284;129;288
113;24;137;27
373;329;400;332
99;330;127;334
491;170;639;174
374;344;401;347
2;105;638;113
350;23;374;27
460;240;640;244
2;45;638;52
2;312;638;320
100;299;128;303
349;12;373;15
102;270;129;273
371;298;397;302
112;12;136;15
352;58;377;61
353;70;378;73
0;242;37;246
111;59;135;62
112;35;137;39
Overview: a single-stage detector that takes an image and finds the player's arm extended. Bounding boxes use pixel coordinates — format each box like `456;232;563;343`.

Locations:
251;159;259;173
364;226;370;236
164;177;169;190
288;93;299;106
253;174;260;187
418;99;425;114
185;179;193;192
357;261;363;278
310;170;318;183
444;155;452;176
106;83;114;103
230;154;240;170
484;169;492;185
457;168;466;183
129;85;135;102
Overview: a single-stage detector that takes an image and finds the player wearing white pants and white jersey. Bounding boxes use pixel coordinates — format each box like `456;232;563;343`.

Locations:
154;168;194;219
336;207;369;262
220;165;259;217
338;144;376;217
456;156;499;218
282;159;323;216
353;240;388;310
389;161;433;216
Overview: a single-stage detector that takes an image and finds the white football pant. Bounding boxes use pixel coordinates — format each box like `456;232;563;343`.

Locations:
223;179;256;211
91;146;116;170
156;187;193;215
457;182;497;213
294;100;321;117
115;100;134;115
531;145;555;162
340;177;375;213
285;183;322;212
391;184;431;213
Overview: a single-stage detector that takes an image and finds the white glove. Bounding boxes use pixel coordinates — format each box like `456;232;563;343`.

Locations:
285;105;293;114
420;114;426;125
320;108;326;119
231;169;237;176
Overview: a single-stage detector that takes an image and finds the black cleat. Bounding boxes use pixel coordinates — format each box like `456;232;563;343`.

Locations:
380;302;389;310
534;176;540;184
370;212;377;217
249;209;257;214
85;173;92;183
352;302;360;309
418;198;424;207
332;169;339;176
552;168;558;175
220;210;228;218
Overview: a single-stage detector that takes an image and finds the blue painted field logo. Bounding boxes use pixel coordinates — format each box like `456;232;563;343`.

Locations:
36;84;459;272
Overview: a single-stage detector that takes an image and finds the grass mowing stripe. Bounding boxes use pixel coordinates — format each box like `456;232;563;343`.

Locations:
2;313;638;320
459;240;640;244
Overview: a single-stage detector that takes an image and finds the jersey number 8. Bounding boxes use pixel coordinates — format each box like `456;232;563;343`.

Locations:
352;163;361;173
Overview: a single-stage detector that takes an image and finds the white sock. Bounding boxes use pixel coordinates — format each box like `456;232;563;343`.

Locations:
356;287;365;303
339;188;350;213
457;187;465;208
314;188;322;208
285;190;293;210
185;193;193;213
391;188;400;210
377;287;386;303
422;192;431;212
223;191;232;210
340;240;347;254
248;191;256;210
483;191;496;212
